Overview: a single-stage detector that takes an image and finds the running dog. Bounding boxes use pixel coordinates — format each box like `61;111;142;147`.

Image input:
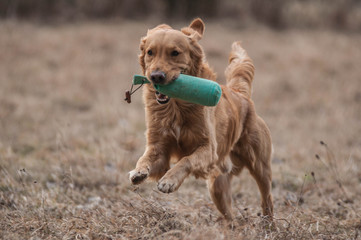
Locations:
129;18;273;219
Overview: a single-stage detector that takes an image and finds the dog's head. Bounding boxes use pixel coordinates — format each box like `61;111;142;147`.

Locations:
139;18;205;88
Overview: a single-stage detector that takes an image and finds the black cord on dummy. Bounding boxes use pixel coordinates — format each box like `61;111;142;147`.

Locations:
124;80;145;104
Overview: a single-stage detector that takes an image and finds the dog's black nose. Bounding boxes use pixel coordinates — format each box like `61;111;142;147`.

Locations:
150;71;166;84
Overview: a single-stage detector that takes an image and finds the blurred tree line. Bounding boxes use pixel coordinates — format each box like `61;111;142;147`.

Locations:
1;0;360;31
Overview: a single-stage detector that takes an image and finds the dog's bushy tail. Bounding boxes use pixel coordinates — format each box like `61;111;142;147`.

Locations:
225;42;254;99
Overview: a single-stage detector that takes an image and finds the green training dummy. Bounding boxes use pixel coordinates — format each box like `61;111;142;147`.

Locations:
133;74;222;106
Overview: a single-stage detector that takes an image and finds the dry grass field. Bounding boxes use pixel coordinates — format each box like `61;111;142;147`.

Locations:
1;20;361;239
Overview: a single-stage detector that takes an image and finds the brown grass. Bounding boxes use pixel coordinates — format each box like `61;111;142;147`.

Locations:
1;20;361;239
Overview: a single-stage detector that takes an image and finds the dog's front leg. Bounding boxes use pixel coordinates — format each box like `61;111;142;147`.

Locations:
129;145;170;185
157;145;214;193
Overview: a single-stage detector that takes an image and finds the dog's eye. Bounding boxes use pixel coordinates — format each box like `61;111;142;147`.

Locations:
147;50;153;56
171;50;179;57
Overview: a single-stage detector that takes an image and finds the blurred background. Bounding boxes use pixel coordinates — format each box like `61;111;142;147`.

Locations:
1;1;361;239
1;0;361;30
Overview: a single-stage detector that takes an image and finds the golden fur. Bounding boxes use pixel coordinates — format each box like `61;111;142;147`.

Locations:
129;18;273;219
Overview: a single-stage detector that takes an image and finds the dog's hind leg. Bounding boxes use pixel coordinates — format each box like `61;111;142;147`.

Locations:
207;172;233;220
248;157;273;218
230;138;273;219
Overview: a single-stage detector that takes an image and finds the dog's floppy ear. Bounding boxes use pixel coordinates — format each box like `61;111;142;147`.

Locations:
189;18;205;36
139;37;147;74
181;18;205;41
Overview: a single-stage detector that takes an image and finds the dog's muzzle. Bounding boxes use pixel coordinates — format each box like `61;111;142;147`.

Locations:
155;91;170;104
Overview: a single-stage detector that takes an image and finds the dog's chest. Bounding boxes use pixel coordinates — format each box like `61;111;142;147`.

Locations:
162;123;200;157
162;124;181;142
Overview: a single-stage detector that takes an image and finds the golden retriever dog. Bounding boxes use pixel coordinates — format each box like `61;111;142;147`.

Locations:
129;18;273;220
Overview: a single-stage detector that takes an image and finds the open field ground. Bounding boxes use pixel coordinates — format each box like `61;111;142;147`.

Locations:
0;20;361;239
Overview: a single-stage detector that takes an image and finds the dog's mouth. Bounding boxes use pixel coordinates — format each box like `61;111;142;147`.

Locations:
151;69;187;104
155;91;170;104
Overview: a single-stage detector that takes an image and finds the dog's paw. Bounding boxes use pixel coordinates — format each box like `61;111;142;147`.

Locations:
157;177;179;193
129;167;149;185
